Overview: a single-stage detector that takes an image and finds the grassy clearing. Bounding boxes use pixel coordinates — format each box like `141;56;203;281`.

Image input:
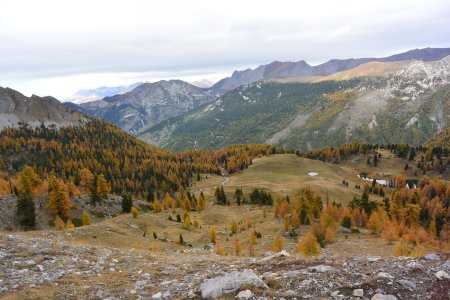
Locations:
56;154;391;257
221;154;369;205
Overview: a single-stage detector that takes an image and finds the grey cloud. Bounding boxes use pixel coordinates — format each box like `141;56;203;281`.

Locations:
0;0;449;93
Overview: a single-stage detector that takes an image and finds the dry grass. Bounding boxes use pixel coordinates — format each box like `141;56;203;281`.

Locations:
220;154;367;205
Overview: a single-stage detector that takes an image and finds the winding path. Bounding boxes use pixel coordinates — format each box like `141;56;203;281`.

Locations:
190;169;230;194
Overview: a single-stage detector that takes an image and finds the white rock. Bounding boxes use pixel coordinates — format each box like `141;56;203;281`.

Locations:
371;294;398;300
397;279;416;289
152;292;162;299
341;227;352;233
368;256;381;263
200;270;268;299
353;289;364;297
187;290;196;298
308;265;337;273
331;290;340;297
25;260;36;266
442;262;450;270
36;265;45;272
236;289;253;299
135;280;148;289
256;250;290;263
376;272;394;279
284;270;301;278
435;270;450;280
425;253;439;260
406;261;423;269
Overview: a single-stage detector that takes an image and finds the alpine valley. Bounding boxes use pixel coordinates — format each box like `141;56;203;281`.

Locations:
64;47;450;151
142;51;450;151
1;46;450;300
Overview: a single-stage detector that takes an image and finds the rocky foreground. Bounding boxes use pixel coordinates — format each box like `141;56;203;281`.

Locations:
0;233;449;299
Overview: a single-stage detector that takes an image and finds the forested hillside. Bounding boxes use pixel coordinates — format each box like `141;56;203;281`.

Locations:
141;80;361;150
0;119;276;197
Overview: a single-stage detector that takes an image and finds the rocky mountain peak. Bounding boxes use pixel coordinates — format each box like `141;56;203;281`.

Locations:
0;87;85;131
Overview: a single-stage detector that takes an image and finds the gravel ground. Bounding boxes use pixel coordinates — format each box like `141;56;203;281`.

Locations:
0;233;448;299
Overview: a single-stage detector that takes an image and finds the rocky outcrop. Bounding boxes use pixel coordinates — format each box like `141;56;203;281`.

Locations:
200;270;267;299
1;233;449;299
0;87;85;131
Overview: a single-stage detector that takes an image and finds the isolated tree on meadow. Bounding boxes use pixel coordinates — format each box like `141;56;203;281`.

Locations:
232;239;242;256
131;207;138;218
210;227;217;243
183;212;191;229
215;186;227;205
297;232;321;256
230;220;238;235
179;234;184;245
234;188;243;206
198;192;206;211
82;210;92;225
273;235;284;252
341;215;352;229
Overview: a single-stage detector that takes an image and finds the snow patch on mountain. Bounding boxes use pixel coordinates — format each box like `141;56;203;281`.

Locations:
368;115;378;129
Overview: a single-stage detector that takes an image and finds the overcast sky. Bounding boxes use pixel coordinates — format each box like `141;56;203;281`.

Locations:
1;0;449;99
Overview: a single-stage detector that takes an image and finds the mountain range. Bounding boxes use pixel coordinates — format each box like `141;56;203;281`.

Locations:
209;47;450;94
61;47;450;140
2;47;449;151
139;56;450;151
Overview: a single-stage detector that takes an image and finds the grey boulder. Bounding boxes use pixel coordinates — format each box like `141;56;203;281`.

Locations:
200;270;267;299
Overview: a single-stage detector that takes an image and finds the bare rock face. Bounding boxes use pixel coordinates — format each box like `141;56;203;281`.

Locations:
200;270;268;299
210;47;450;95
79;79;215;135
0;87;85;131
